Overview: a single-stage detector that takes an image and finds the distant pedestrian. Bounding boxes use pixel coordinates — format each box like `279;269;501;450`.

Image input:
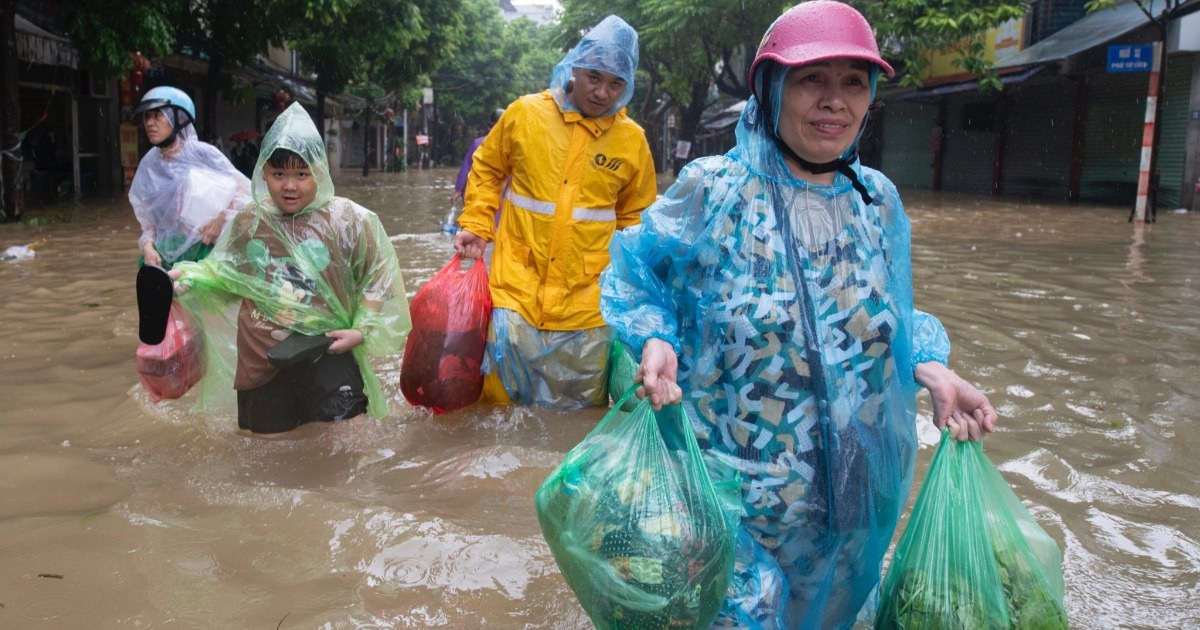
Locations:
450;108;505;206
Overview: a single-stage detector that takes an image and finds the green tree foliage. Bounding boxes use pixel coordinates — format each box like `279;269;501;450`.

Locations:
290;0;464;174
554;0;1028;167
555;0;788;170
174;0;299;140
60;0;177;72
430;0;560;151
855;0;1029;92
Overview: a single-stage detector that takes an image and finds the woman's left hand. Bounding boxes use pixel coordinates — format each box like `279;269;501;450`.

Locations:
914;361;997;441
199;213;226;244
326;329;364;354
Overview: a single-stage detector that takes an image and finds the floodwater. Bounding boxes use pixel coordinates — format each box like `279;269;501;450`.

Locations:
1;168;1198;629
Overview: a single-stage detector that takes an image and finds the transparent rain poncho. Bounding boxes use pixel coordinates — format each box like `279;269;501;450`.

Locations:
129;121;251;267
600;94;952;628
549;14;639;117
173;103;410;418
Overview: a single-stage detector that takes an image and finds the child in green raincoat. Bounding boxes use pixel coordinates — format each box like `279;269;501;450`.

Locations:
170;103;410;436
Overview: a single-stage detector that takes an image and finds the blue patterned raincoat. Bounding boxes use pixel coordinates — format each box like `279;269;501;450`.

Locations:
600;96;951;629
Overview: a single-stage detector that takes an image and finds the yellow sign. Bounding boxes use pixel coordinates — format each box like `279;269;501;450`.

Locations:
923;17;1025;80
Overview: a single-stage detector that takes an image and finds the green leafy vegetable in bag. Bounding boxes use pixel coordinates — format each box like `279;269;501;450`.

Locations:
875;430;1068;630
536;389;736;630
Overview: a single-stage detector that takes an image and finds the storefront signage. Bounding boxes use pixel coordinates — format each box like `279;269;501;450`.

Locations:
1107;44;1153;73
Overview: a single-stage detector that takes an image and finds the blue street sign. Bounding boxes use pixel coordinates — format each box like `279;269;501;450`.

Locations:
1108;44;1153;73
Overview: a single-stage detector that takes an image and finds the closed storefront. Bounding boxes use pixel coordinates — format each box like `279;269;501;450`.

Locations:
1078;72;1144;204
941;92;1000;195
1001;79;1077;200
1155;54;1192;208
880;100;936;189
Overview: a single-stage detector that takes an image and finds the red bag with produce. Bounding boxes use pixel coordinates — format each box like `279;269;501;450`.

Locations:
401;255;491;414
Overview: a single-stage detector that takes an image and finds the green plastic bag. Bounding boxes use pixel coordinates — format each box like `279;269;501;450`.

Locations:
607;340;640;410
875;430;1069;630
536;388;736;630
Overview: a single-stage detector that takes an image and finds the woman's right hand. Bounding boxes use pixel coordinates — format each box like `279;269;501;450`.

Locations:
638;338;682;409
453;230;486;259
143;242;162;267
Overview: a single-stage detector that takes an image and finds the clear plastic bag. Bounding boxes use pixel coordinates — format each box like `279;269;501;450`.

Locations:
178;168;238;229
875;430;1069;630
401;255;491;413
136;304;205;402
535;389;737;629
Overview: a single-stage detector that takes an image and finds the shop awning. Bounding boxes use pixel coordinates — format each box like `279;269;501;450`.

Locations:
889;65;1046;100
994;0;1172;70
15;15;78;69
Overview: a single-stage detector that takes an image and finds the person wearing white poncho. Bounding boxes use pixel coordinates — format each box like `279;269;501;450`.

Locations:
599;2;999;627
129;86;251;268
171;103;410;435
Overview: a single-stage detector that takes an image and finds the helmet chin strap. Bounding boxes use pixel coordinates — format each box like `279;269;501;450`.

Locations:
153;132;178;149
152;108;192;149
770;134;874;205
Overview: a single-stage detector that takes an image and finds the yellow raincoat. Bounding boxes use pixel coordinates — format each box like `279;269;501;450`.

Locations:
459;90;657;332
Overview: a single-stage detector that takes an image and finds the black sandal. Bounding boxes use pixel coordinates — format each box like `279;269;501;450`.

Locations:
137;265;174;345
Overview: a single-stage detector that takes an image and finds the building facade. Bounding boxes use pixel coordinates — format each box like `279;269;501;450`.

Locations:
877;0;1200;213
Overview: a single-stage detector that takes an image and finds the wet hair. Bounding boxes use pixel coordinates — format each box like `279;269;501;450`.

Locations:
265;148;309;170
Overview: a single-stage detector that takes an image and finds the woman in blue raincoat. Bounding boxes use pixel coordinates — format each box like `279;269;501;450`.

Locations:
599;2;998;627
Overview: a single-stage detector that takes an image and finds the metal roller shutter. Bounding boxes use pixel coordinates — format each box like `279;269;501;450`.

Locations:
1079;72;1145;204
880;100;935;189
1156;54;1192;209
1001;80;1076;200
941;92;1000;195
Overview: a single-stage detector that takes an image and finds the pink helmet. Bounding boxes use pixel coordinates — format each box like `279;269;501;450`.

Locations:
749;0;894;96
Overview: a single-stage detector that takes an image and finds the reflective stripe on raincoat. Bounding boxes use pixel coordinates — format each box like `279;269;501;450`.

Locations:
459;91;657;331
600;96;951;628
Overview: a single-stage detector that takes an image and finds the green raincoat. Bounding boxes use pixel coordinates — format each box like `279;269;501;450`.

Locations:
174;103;410;418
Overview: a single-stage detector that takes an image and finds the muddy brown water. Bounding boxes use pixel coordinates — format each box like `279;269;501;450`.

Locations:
1;168;1197;629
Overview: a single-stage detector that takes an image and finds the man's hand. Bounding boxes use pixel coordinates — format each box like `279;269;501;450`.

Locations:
914;361;998;441
637;338;682;410
454;230;486;259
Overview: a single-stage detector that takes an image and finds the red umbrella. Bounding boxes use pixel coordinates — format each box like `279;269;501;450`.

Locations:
229;129;261;142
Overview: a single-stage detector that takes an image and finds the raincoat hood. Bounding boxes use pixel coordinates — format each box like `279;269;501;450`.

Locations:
549;15;639;117
252;103;334;215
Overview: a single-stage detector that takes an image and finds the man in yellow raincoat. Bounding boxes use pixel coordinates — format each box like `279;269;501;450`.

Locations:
453;15;657;409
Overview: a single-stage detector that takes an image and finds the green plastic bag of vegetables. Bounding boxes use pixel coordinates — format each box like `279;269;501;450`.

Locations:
536;388;736;630
875;430;1069;630
607;340;640;410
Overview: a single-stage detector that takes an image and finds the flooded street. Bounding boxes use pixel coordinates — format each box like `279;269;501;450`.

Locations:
1;168;1198;629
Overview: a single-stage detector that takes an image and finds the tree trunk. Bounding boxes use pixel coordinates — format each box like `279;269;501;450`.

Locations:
361;110;371;178
1;0;22;222
673;80;710;175
202;53;223;142
315;91;326;140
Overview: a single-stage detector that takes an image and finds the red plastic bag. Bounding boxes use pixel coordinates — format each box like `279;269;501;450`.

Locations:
401;255;492;413
136;303;205;402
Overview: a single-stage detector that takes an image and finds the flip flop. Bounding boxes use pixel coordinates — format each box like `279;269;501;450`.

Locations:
267;334;334;368
137;265;174;345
